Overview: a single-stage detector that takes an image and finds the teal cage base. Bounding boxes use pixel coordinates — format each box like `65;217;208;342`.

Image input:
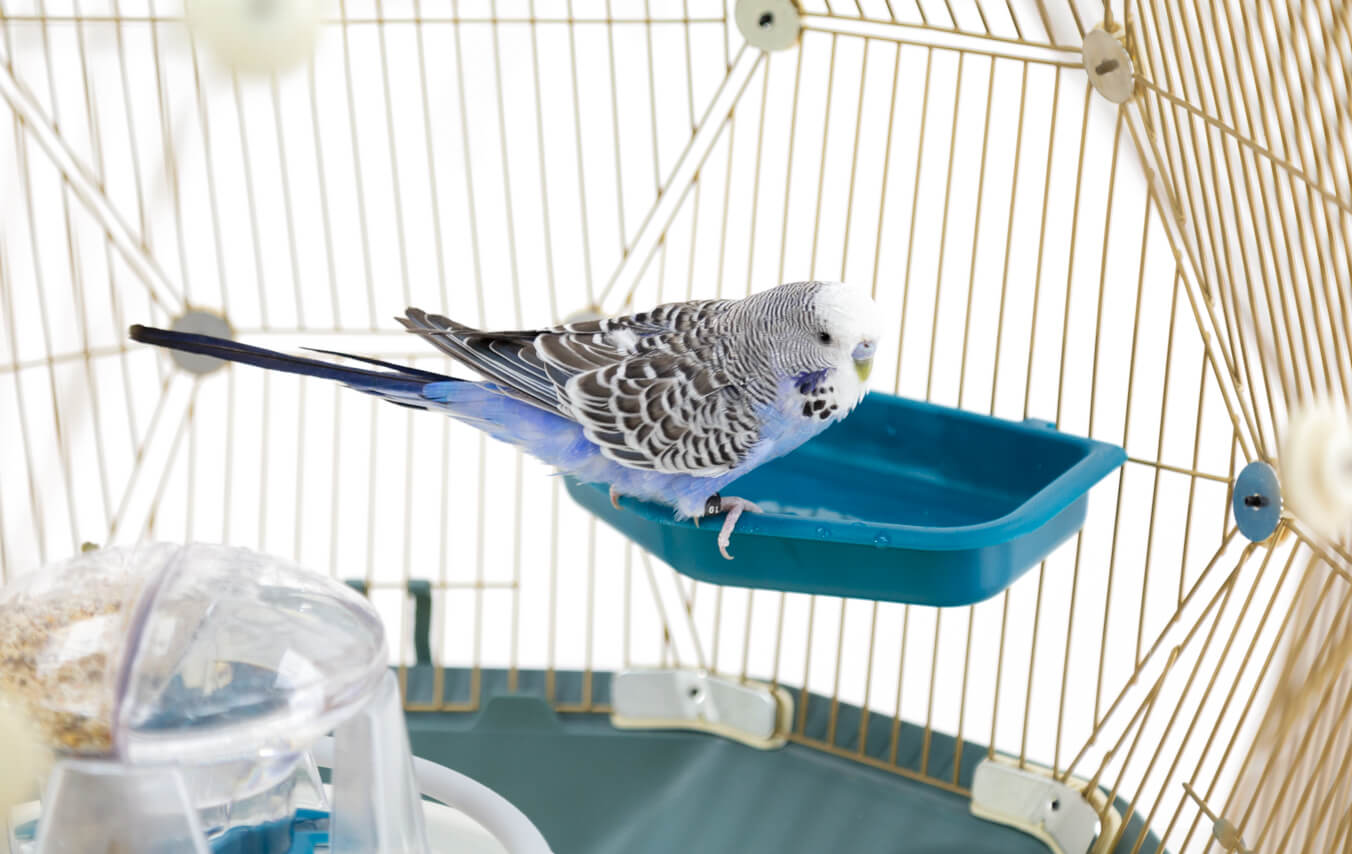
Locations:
402;668;1163;854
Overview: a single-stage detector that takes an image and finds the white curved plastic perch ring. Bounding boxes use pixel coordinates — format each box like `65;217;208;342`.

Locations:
1280;401;1352;541
185;0;328;74
313;736;554;854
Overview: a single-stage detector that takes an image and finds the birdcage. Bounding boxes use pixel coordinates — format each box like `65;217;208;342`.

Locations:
2;0;1350;850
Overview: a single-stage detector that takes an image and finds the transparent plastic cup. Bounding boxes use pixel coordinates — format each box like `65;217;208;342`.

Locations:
0;543;429;853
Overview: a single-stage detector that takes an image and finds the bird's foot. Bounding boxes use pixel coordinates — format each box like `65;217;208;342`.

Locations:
702;494;763;560
610;486;622;510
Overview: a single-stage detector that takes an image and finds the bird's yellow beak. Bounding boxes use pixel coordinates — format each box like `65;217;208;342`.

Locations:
852;339;876;382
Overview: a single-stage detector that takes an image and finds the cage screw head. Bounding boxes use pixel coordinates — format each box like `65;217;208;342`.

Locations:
1232;461;1282;542
1082;25;1135;103
735;0;802;51
165;309;235;376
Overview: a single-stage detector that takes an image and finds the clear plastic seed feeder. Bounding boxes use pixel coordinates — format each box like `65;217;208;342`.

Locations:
0;543;543;854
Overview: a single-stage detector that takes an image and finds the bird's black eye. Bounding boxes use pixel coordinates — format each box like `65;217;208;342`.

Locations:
818;331;832;345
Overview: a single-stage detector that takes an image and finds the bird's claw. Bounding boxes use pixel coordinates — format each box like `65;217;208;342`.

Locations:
707;496;762;560
610;486;622;510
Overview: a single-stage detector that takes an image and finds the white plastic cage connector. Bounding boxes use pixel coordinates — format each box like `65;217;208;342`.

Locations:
610;669;793;750
970;758;1121;854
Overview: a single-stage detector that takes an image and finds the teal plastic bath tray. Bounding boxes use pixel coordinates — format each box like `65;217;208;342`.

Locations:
565;392;1125;606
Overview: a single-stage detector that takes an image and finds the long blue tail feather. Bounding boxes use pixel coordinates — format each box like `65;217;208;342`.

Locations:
127;325;454;399
128;323;618;484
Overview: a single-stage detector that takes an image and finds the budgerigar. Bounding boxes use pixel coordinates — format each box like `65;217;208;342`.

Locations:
129;280;881;559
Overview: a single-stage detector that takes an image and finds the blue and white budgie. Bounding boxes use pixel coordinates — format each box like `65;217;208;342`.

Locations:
129;280;881;559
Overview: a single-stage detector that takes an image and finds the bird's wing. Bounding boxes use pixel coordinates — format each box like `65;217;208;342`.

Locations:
400;309;563;414
402;301;759;476
398;300;736;419
552;299;734;340
543;337;764;476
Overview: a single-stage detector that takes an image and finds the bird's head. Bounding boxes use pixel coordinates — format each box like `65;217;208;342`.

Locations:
807;280;882;386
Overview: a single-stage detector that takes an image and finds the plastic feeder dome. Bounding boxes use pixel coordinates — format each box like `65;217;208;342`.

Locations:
0;542;429;854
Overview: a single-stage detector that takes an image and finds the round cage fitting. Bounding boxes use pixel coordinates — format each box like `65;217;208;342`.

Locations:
167;309;235;376
1082;25;1135;104
735;0;802;52
185;0;327;74
1279;401;1352;540
1232;461;1282;543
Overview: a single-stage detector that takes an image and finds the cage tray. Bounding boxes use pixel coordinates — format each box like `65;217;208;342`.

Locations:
565;392;1125;606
